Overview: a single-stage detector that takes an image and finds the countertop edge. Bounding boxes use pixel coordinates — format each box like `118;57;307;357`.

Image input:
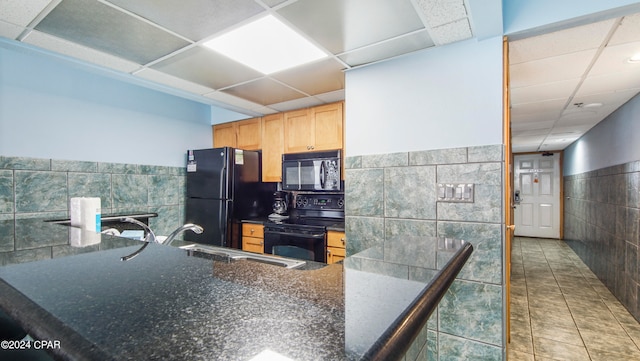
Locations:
0;279;113;361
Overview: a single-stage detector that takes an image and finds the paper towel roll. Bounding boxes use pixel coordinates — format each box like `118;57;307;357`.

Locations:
70;197;101;232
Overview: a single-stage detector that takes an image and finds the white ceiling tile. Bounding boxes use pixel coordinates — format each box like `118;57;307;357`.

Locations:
511;120;556;130
314;89;346;103
134;68;214;95
509;49;597;88
23;30;141;73
204;91;264;112
339;30;435;67
415;0;468;28
270;58;345;96
572;88;640;109
510;98;566;115
268;96;325;112
509;18;615;64
510;112;560;126
608;13;640;46
430;18;472;45
0;19;25;39
0;0;53;26
221;77;307;106
510;78;580;105
589;41;640;75
577;70;640;96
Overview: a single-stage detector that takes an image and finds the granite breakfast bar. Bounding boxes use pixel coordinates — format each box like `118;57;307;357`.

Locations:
0;220;470;361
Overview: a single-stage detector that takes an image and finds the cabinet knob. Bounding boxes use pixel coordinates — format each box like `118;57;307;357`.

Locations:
250;229;255;234
341;237;345;245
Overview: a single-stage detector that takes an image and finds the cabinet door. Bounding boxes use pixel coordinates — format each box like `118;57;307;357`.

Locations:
213;123;237;148
236;118;262;151
312;102;343;151
262;114;284;182
326;231;346;249
327;246;346;264
284;108;313;153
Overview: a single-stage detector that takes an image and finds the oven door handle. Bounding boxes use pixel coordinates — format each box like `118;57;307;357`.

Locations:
264;231;326;239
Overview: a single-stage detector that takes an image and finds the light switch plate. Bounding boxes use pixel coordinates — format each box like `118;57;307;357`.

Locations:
437;183;474;203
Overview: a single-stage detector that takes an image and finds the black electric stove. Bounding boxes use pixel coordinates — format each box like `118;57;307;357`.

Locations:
263;193;344;263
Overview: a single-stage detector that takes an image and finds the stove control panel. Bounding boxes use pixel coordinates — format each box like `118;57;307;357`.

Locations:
294;194;344;211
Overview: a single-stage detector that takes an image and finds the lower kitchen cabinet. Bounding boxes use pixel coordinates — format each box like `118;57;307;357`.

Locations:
242;223;264;254
326;230;346;264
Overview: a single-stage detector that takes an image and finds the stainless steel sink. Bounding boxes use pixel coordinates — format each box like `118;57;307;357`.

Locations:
179;244;306;269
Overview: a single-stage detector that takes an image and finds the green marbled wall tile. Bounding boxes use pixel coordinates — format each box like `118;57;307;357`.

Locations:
148;175;180;207
178;176;186;204
438;333;502;361
385;218;437;239
345;168;384;217
15;171;67;212
383;236;437;269
345;216;384;256
15;212;69;250
438;280;503;347
468;145;503;163
149;205;181;237
0;214;14;252
345;156;362;169
361;152;408;168
426;330;438;361
68;173;112;209
51;160;98;173
139;164;183;176
384;166;436;219
0;247;52;266
112;174;148;208
0;170;13;213
0;156;50;170
437;184;502;223
437;222;502;285
436;162;502;186
409;147;467;166
98;162;139;174
404;322;431;361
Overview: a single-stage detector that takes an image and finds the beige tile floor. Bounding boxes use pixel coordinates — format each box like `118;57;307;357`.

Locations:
509;237;640;361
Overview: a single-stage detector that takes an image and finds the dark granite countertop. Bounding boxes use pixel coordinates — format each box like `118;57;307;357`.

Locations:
0;220;464;360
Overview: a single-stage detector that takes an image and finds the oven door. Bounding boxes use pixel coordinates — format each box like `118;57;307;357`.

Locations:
263;227;326;263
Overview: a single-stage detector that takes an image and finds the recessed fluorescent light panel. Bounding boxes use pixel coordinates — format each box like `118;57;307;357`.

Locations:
203;15;327;74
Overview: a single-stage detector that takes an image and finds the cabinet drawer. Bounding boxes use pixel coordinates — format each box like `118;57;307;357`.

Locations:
327;246;346;264
327;231;346;249
242;237;264;254
242;223;264;238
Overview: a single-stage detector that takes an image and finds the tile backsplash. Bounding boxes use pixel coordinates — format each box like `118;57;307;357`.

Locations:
564;160;640;321
345;144;505;361
0;156;186;265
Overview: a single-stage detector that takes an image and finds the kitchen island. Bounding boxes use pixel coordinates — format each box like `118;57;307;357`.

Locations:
0;219;469;360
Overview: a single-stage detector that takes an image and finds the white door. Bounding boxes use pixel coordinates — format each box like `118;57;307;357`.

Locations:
513;153;561;239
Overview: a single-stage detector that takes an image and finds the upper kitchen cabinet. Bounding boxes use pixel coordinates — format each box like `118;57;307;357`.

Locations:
212;122;236;148
262;113;284;182
212;118;262;150
236;118;262;151
284;102;343;154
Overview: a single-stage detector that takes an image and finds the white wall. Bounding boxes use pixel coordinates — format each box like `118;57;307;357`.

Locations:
564;94;640;175
344;36;503;156
0;40;213;167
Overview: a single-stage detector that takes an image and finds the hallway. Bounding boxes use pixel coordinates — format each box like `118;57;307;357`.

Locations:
509;237;640;360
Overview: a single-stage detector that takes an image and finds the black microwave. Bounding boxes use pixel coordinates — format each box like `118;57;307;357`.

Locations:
282;150;341;191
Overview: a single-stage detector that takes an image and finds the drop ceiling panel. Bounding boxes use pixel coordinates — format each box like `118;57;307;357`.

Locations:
608;13;640;46
415;0;467;28
510;78;580;105
221;78;307;105
0;0;53;27
588;41;640;76
270;58;345;96
34;0;190;64
277;0;425;54
429;18;472;45
105;0;265;41
508;19;614;64
510;110;561;125
509;49;596;88
23;30;141;73
135;68;214;95
204;91;264;112
338;30;435;66
0;19;27;39
150;46;262;89
510;98;566;115
576;70;640;96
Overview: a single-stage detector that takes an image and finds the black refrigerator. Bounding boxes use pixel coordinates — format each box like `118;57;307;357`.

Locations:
184;147;261;248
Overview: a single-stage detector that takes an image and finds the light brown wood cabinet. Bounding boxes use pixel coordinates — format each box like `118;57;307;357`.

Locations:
236;118;262;151
242;223;264;254
284;102;343;154
212;122;237;148
326;230;346;264
261;113;284;182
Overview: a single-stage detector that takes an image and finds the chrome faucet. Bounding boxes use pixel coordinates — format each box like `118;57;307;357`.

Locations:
163;224;204;246
120;217;158;243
